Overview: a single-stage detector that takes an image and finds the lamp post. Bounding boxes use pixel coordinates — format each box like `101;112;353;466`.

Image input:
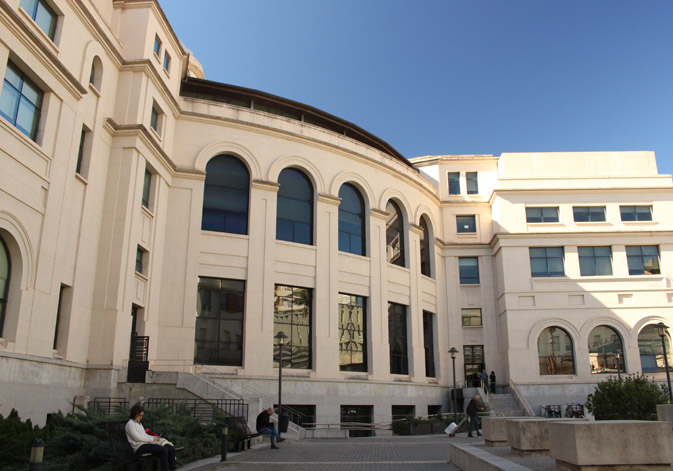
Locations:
275;331;288;430
655;322;672;403
615;349;622;381
449;347;459;424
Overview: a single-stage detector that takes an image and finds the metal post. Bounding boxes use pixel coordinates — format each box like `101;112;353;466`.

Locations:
275;331;287;435
220;426;228;462
29;439;44;471
449;347;459;424
656;323;673;403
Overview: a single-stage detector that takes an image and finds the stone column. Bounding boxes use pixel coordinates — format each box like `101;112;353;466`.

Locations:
370;209;391;380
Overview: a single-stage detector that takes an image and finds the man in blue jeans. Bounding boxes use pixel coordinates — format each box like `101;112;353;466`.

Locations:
256;408;285;449
466;396;485;437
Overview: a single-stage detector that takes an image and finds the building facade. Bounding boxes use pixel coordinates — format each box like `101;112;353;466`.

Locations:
1;0;672;426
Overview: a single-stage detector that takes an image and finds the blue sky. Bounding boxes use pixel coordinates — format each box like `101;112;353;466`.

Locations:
160;0;673;175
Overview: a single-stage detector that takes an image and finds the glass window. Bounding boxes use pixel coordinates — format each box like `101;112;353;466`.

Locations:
202;155;249;234
388;302;408;375
392;405;415;422
163;52;171;72
526;207;559;223
573;206;606;222
340;405;373;438
588;325;624;375
194;277;245;366
423;311;436;378
20;0;57;39
529;247;564;277
578;246;612;276
1;61;43;140
141;168;152;209
459;257;479;284
626;245;660;275
461;308;482;327
463;345;484;387
276;168;313;245
638;324;673;373
150;102;162;135
153;35;162;56
0;236;10;338
620;205;653;222
419;217;431;277
466;172;478;194
338;184;365;256
274;285;312;369
135;246;146;274
456;215;476;233
75;127;91;176
385;200;405;267
448;172;460;195
338;293;367;372
538;326;575;375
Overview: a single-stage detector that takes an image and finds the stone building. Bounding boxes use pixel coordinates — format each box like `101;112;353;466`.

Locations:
1;0;672;427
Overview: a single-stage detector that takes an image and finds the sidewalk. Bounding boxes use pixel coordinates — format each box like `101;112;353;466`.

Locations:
178;434;469;471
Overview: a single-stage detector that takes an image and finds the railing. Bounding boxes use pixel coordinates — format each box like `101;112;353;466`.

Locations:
129;335;149;361
144;398;249;421
93;397;129;415
509;380;536;416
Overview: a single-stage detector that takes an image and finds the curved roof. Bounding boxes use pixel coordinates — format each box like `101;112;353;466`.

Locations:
180;77;412;168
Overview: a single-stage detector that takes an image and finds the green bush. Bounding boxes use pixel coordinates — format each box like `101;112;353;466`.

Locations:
585;373;670;420
0;409;49;469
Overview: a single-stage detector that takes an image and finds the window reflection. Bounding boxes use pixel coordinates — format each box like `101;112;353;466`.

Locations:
538;326;575;375
639;324;673;372
385;200;405;267
588;325;624;374
338;293;366;372
274;285;312;369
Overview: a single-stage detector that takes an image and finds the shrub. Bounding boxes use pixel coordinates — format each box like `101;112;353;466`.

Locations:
585;373;670;420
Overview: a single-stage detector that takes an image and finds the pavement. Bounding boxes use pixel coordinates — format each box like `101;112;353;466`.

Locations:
178;433;469;471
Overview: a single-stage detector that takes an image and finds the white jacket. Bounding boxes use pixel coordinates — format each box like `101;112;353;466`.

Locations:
125;419;172;452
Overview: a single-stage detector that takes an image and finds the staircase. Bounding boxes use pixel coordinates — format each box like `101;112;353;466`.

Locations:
485;393;526;417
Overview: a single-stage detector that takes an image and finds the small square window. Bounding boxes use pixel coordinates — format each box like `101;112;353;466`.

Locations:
573;206;606;222
461;308;482;326
466;172;478;194
448;172;460;195
529;247;564;277
626;245;660;275
578;246;613;276
163;52;171;73
526;207;559;223
620;205;652;222
456;215;476;233
459;257;479;284
153;35;162;56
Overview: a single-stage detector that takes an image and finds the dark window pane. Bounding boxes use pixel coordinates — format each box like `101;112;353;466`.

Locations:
466;172;478;194
388;303;408;375
277;169;313;244
339;293;367;372
202;155;249;234
457;215;476;233
419;217;431;277
338;184;365;256
386;200;405;267
448;172;460;195
459;257;479;284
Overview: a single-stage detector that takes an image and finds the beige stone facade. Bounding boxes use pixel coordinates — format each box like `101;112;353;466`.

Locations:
1;0;672;426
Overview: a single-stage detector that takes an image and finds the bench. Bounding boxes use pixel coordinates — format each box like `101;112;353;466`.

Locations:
229;416;260;451
105;420;183;470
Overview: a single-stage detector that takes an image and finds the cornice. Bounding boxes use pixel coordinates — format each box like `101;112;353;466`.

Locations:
123;60;181;116
251;180;280;192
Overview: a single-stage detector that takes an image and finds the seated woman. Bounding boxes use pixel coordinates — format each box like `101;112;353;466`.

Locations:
125;404;177;471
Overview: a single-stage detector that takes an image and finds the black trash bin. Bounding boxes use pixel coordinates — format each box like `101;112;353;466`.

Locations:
278;413;289;433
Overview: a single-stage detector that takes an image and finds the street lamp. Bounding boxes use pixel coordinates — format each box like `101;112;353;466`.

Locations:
275;331;288;431
655;322;672;403
615;349;622;381
449;347;459;424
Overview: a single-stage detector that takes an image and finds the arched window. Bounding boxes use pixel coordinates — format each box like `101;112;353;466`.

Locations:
338;183;365;256
0;236;10;338
201;154;249;234
89;56;103;90
419;216;431;277
538;326;575;375
276;168;313;245
385;200;405;267
638;324;673;372
588;325;624;374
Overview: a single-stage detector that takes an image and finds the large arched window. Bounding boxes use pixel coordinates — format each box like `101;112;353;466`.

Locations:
0;236;10;338
276;168;313;245
338;183;365;256
419;216;432;277
538;326;575;375
638;324;673;372
588;325;624;374
202;155;250;234
385;200;405;267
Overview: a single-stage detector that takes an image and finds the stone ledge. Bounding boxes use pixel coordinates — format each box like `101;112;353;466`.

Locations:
450;442;534;471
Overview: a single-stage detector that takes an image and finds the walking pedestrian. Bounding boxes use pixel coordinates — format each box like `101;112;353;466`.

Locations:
466;396;485;437
489;371;496;394
479;369;489;394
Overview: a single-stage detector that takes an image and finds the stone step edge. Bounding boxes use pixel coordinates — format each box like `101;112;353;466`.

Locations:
450;442;534;471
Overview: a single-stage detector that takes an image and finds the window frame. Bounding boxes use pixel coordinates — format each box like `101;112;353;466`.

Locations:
538;326;576;375
461;308;482;327
274;284;312;369
526;207;559;224
276;168;314;245
578;246;613;277
448;172;460;195
385;200;405;267
573;206;606;223
149;101;163;137
456;215;476;233
153;35;162;57
0;236;11;338
201;154;250;235
135;246;148;275
1;61;44;141
620;205;653;222
163;52;171;73
626;245;660;275
338;183;365;256
466;172;478;194
588;325;624;375
458;257;480;285
423;310;436;378
338;293;367;372
388;302;408;375
419;216;432;277
20;0;57;40
529;247;565;278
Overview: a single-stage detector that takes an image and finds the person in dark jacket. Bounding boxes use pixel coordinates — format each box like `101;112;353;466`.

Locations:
466;396;485;437
479;369;489;394
256;408;284;449
489;371;496;394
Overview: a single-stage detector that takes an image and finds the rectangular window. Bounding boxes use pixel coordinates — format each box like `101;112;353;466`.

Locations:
529;247;564;277
573;206;606;222
53;284;72;352
626;245;660;275
423;311;436;378
153;35;162;56
274;285;312;369
620;205;653;222
135;246;147;275
461;308;482;327
338;293;367;372
194;277;245;366
163;52;171;72
578;246;613;276
150;101;163;136
75;126;93;177
456;215;476;233
1;61;43;141
448;172;460;195
526;207;559;223
466;172;478;194
142;168;152;209
392;405;415;422
458;257;479;284
464;345;484;388
20;0;57;39
388;302;408;375
341;405;373;438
